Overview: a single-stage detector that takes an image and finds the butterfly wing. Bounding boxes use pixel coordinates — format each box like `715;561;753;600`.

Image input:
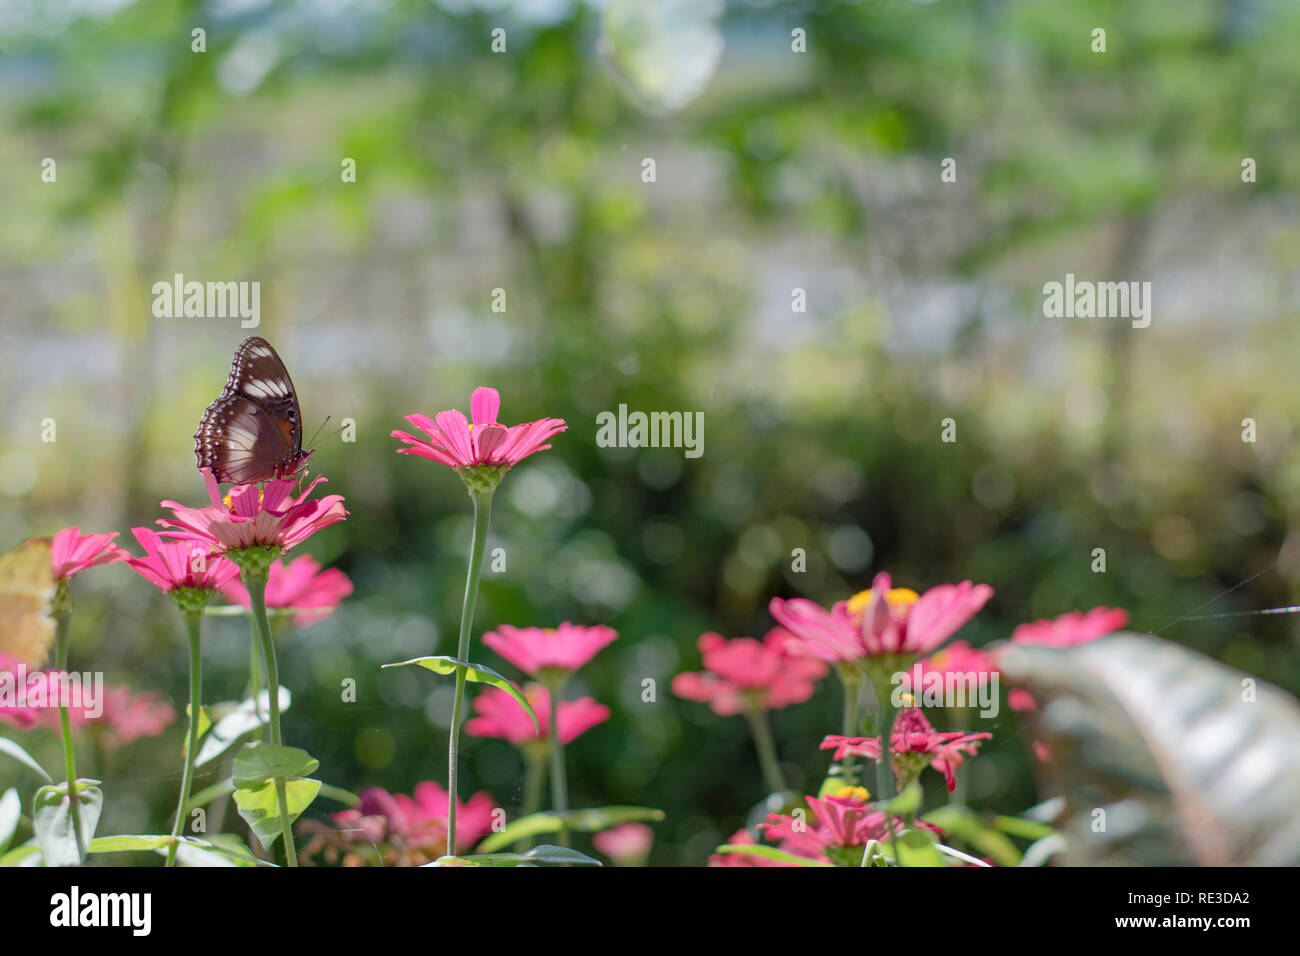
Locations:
0;538;56;668
194;336;309;483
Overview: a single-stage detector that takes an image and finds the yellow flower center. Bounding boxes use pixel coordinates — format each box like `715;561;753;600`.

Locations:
831;785;871;802
847;587;919;616
222;488;264;512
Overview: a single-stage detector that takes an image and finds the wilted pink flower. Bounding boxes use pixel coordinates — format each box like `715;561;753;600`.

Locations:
465;684;609;747
760;789;901;864
392;387;566;472
593;823;654;864
124;528;240;592
822;707;992;792
306;783;500;865
220;555;353;628
1010;606;1128;648
771;572;993;664
33;684;176;748
482;622;618;680
671;629;828;716
50;527;127;580
158;470;347;555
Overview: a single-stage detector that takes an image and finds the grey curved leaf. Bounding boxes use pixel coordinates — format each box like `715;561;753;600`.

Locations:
998;631;1300;866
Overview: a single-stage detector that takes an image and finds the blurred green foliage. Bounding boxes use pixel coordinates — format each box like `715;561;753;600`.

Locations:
2;0;1299;864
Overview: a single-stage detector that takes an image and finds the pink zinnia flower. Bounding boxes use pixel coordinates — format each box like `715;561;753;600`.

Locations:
671;629;828;716
124;528;240;593
158;470;347;555
1009;606;1128;648
907;640;998;688
50;527;128;580
392;386;566;472
1002;606;1129;714
707;828;788;867
0;653;41;728
822;707;992;792
760;789;901;864
318;783;500;864
771;572;993;664
465;684;609;748
220;555;353;628
593;823;654;864
482;622;618;681
33;684;176;748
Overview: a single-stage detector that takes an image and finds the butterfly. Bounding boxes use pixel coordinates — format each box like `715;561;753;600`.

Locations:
0;538;56;668
194;336;313;485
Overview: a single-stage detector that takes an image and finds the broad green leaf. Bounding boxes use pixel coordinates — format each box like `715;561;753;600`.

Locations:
992;814;1057;841
923;806;1024;867
234;777;320;846
33;779;103;867
477;806;665;853
0;736;52;782
232;741;319;788
0;788;20;853
1000;632;1300;865
714;844;833;867
382;656;538;732
195;687;291;768
432;845;603;867
894;828;946;868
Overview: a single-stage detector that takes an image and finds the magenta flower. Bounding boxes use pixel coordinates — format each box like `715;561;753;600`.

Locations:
771;572;994;664
50;527;128;581
305;783;500;865
482;622;618;682
465;684;609;748
593;822;654;864
220;555;353;629
0;653;41;728
1010;606;1128;648
392;386;566;478
707;828;788;867
671;629;828;716
124;528;240;593
822;707;992;792
158;470;347;555
33;684;177;749
760;789;901;864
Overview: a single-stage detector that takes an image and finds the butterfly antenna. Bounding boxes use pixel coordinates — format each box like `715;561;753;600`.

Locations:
305;416;333;450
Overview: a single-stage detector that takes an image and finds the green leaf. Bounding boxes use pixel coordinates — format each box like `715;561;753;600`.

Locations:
0;840;40;867
883;781;922;817
232;741;319;788
0;788;20;853
923;806;1025;867
88;834;174;853
714;844;833;867
33;779;103;867
894;828;947;868
0;737;52;782
477;806;665;853
382;656;538;732
234;777;321;846
432;845;603;867
195;687;291;768
992;814;1058;841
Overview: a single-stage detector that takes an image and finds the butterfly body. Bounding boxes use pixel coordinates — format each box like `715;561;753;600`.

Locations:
195;336;312;484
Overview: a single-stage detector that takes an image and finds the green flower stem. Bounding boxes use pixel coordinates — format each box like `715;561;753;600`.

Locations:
246;571;298;866
875;691;899;865
836;665;864;783
446;489;493;857
53;611;84;864
548;686;570;848
744;708;787;795
517;749;547;851
249;629;262;721
166;610;204;867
